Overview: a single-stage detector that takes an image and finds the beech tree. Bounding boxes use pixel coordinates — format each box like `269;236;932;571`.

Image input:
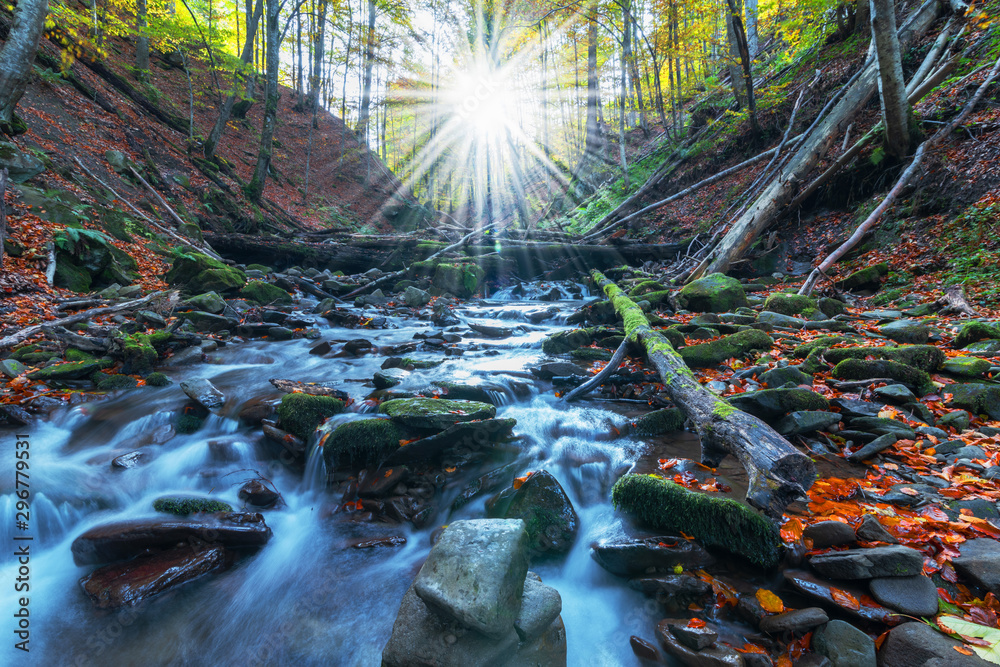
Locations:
870;0;912;158
0;0;50;133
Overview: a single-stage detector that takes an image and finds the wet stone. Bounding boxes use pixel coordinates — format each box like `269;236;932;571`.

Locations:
628;574;712;608
874;384;916;404
111;450;149;469
358;466;408;498
855;515;898;544
591;537;716;577
238;479;279;508
953;538;1000;598
847;433;898;462
776;410;841;436
813;619;876;667
514;576;562;642
494;470;579;556
869;575;939;617
809;545;924;580
664;618;718;650
374;368;409;389
879;621;990;667
759;607;828;634
179;377;225;410
655;619;743;667
630;636;661;662
803;520;856;548
784;571;900;626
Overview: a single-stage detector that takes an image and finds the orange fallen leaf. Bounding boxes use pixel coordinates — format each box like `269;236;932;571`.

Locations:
687;618;706;628
830;587;860;611
756;589;785;613
954;646;975;656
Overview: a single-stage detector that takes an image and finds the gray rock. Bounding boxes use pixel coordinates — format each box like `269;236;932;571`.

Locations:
374;368;410;389
656;619;743;666
942;357;992;378
809;545;923;580
832;397;883;419
916;425;949;439
855;515;898;544
758;311;807;329
813;620;876;667
803;521;856;549
514;577;562;642
592;537;716;577
402;286;431;308
847;433;898;462
136;310;166;328
776;410;842;436
869;575;939;617
182;291;227;314
953;538;1000;597
267;326;293;341
514;615;567;666
494;470;578;556
938;410;972;431
875;384;916;404
947;384;1000;420
381;584;519;667
0;358;26;378
413;519;529;639
759;607;829;633
878;622;990;666
879;320;930;344
760;365;812;388
848;417;915;439
664;618;718;650
0;142;44;182
179;378;225;410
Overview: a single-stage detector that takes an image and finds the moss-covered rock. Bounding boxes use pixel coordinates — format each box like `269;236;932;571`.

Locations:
53;228;139;293
379;397;496;431
759;366;811;388
679;329;773;368
181;291;227;314
240;280;292;305
165;251;246;294
763;293;816;316
836;262;888;291
542;328;592;355
493;470;578;556
146;372;171;387
632;408;686;435
433;262;485;298
611;474;782;569
955;321;1000;349
947;384;1000;420
822;345;945;372
96;374;140;391
121;334;158;376
832;359;932;394
727;388;830;420
277;393;346;439
152;496;233;516
941;357;992;378
638;290;673;307
318;418;407;469
674;273;748;313
246;263;272;273
879;320;930;345
660;327;686;350
400;357;442;370
570;347;613;361
628;280;666;297
817;297;848;318
792;336;857;358
27;360;105;381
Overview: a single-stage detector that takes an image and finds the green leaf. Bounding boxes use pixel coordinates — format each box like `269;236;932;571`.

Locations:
937;615;1000;664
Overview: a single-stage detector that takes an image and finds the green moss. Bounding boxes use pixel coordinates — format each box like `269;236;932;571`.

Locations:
542;328;593;355
165;251;246;294
246;263;272;273
674;273;748;312
836;262;888;291
152;497;233;515
96;374;139;391
832;358;932;394
713;401;737;418
400;357;442;369
628;280;666;297
763;293;817;316
638;290;672;306
955;321;1000;349
121;335;157;376
727;387;830;419
145;372;171;386
240;280;292;305
176;413;205;433
679;329;774;368
792;336;856;358
378;397;495;430
570;347;614;361
632;408;686;435
611;474;782;569
432;262;484;297
277;393;346;439
319;418;406;469
65;348;95;363
27;360;104;381
822;345;945;372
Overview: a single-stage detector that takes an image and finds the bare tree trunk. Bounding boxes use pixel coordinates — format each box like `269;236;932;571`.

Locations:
856;0;870;34
136;0;150;81
571;0;604;193
0;0;49;131
746;0;759;56
247;0;282;204
726;0;759;134
204;0;263;159
725;0;747;107
356;0;376;138
308;0;327;125
870;0;913;158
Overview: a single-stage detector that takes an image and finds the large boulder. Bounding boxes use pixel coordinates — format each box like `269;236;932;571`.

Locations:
947;384;1000;420
240;280;292;305
727;387;829;420
316;418;407;469
878;622;990;666
0;141;44;182
490;470;579;556
379;397;496;431
674;273;748;312
53;228;139;293
433;262;485;298
680;329;773;368
164;251;246;295
276;393;345;439
813;620;876;667
836;262;887;292
808;545;923;580
413;519;529;638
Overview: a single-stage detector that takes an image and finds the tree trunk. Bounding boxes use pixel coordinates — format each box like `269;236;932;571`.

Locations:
870;0;912;158
571;0;604;193
693;0;940;278
136;0;150;80
856;0;870;34
726;0;759;133
204;0;263;160
247;0;281;204
592;270;814;517
725;0;747;108
356;0;376;138
308;0;328;124
745;0;759;56
0;0;49;130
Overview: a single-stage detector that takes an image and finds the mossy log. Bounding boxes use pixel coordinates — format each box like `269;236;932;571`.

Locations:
592;270;815;517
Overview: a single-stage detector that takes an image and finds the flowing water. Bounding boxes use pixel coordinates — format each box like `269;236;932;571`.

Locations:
0;288;736;666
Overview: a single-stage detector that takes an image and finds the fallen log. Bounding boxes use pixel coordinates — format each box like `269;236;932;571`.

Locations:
592;270;815;517
692;0;942;278
0;291;175;351
563;336;631;402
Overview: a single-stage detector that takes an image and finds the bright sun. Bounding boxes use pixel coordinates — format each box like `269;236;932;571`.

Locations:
448;66;514;140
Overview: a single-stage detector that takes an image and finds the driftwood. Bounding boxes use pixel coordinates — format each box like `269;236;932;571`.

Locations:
933;285;978;317
592;270;815;517
799;50;1000;295
563;336;631;402
0;291;175;351
692;0;942;278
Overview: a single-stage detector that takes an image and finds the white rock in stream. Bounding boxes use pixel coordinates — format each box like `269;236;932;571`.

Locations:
179;377;225;410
